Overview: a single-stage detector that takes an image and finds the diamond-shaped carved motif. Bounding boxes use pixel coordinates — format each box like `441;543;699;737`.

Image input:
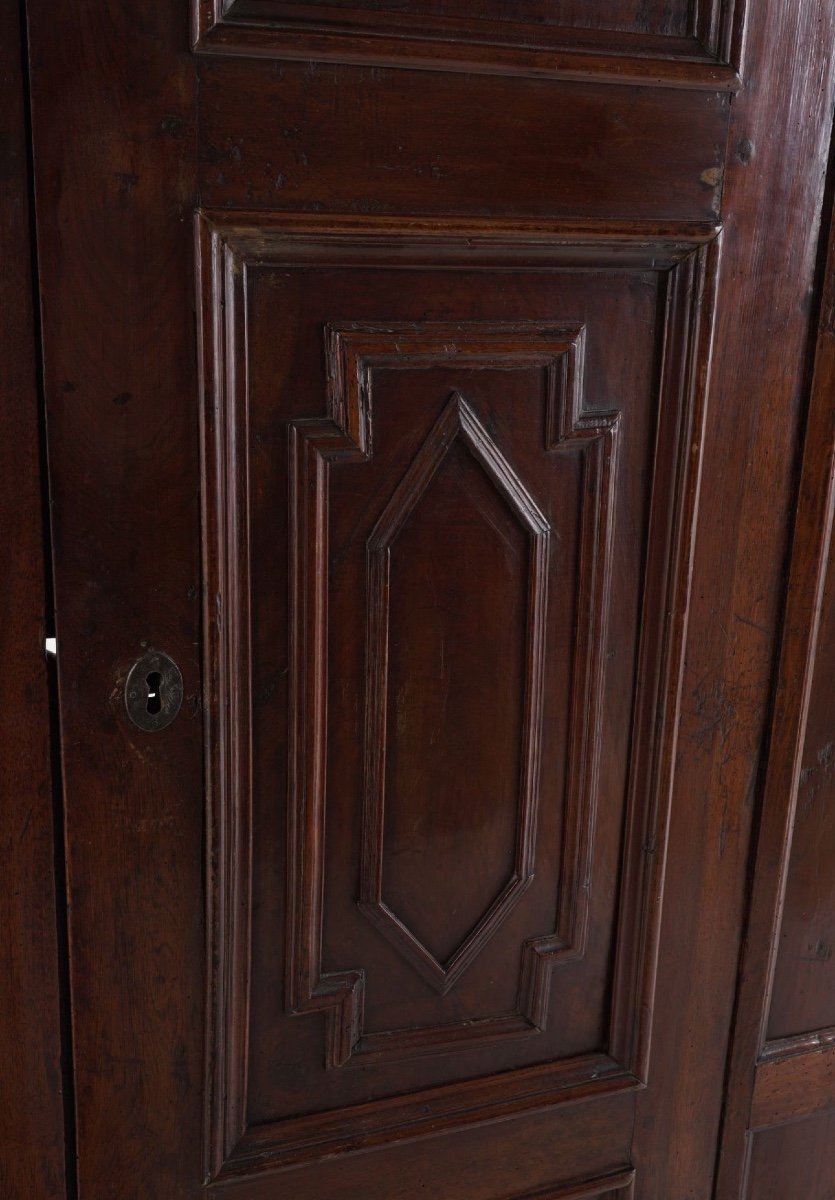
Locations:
360;392;551;993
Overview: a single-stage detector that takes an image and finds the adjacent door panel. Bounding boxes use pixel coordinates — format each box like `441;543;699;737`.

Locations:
0;3;66;1196
716;182;835;1200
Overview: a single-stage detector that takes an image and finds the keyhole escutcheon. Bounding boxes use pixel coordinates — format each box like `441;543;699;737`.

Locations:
125;650;183;732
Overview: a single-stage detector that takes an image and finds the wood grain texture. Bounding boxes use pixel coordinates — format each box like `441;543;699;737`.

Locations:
751;1040;835;1131
500;1168;635;1200
629;0;835;1195
198;213;717;1180
198;63;729;223
712;107;835;1200
746;1112;835;1200
360;386;551;998
25;0;835;1194
767;457;835;1041
193;0;744;90
206;1094;637;1200
25;2;205;1197
0;3;66;1197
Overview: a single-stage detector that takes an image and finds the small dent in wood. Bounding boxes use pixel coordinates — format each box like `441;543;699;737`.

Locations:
736;137;755;164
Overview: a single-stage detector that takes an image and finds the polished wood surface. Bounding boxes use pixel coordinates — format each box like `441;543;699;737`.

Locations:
194;0;744;88
198;215;716;1179
715;162;835;1200
18;0;835;1197
0;2;67;1196
26;3;206;1195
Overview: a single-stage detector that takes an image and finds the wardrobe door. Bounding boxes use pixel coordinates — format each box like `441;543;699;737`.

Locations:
717;185;835;1200
24;0;835;1196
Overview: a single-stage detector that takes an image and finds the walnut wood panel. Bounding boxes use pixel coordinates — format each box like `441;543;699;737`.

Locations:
0;3;66;1197
714;133;835;1200
206;1093;636;1200
199;212;718;1180
25;3;206;1198
767;529;835;1038
751;1039;835;1132
198;62;729;222
193;0;744;89
746;1113;835;1200
504;1168;635;1200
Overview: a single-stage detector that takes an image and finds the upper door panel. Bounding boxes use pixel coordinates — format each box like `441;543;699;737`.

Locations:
195;0;745;87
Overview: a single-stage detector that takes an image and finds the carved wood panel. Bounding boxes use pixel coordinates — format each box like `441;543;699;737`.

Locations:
767;524;835;1041
198;213;718;1182
746;1114;835;1200
27;0;835;1193
285;321;618;1069
193;0;745;88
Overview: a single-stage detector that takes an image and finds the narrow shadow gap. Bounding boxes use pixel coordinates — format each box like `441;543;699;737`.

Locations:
18;3;80;1197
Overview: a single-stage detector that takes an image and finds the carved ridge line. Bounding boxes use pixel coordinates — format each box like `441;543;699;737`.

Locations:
192;0;744;88
522;323;621;1020
760;1024;835;1064
321;320;616;1056
502;1166;635;1200
199;228;254;1176
285;406;370;1068
199;210;722;257
291;322;587;1066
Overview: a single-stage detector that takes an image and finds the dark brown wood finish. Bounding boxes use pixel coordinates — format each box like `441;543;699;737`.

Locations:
20;1;835;1198
198;214;718;1183
745;1113;835;1200
194;0;745;89
715;166;835;1199
0;3;67;1197
25;3;205;1198
635;3;835;1196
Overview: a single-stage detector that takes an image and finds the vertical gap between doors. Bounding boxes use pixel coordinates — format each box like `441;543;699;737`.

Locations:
18;2;80;1197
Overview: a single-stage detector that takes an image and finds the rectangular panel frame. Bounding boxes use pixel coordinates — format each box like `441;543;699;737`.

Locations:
196;210;721;1182
192;0;745;90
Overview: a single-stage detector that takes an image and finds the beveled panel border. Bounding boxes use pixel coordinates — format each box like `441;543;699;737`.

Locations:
361;391;551;1000
196;210;721;1181
505;1166;635;1200
192;0;745;90
284;320;619;1067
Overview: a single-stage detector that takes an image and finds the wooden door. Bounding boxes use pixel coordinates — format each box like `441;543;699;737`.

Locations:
715;181;835;1200
22;1;835;1197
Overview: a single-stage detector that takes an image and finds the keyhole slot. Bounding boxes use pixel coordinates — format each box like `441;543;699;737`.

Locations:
146;671;163;715
125;650;182;731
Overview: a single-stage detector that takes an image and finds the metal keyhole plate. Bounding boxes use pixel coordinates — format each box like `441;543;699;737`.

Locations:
125;650;183;732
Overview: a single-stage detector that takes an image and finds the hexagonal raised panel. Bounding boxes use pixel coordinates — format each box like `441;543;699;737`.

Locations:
360;391;551;993
201;221;717;1178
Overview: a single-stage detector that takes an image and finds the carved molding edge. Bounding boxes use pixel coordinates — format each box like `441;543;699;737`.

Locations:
196;210;722;1180
503;1165;635;1200
281;318;618;1069
192;0;745;90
